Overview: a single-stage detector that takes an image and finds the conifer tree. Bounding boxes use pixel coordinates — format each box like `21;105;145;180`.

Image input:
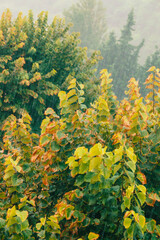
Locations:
98;10;144;99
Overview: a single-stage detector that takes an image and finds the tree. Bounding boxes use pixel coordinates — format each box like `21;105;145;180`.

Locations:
98;10;144;100
63;0;107;53
0;9;100;132
0;68;160;239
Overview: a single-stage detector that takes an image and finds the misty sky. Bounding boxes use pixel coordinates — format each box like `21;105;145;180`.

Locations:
0;0;77;20
0;0;160;63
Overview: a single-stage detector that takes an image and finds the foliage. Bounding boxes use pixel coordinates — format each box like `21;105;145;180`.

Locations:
138;47;160;96
0;66;160;239
98;10;144;100
63;0;107;53
0;9;101;132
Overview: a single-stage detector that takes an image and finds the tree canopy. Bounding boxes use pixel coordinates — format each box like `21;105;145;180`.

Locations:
0;9;100;131
64;0;107;53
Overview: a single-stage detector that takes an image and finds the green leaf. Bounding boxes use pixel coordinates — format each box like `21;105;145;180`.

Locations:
126;161;136;173
36;222;42;230
22;163;31;172
0;218;6;228
123;196;131;209
79;162;89;174
56;130;66;140
75;175;84;186
21;219;29;231
45;108;59;118
65;207;73;220
4;170;15;180
124;218;132;229
138;215;146;228
51;141;60;151
146;220;156;233
40;135;50;146
84;172;96;182
136;192;146;205
38;230;45;238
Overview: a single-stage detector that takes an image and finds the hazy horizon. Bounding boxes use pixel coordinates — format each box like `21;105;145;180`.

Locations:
0;0;159;63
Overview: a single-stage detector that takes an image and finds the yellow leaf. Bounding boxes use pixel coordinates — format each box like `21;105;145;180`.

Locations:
88;232;99;240
67;89;76;99
124;218;132;229
7;206;16;220
89;157;102;171
114;146;123;162
137;185;146;195
75;147;88;159
147;66;156;72
89;143;103;157
36;222;42;230
126;147;137;163
58;91;67;101
126;185;135;198
40;217;46;225
16;210;28;222
67;95;78;105
138;215;146;228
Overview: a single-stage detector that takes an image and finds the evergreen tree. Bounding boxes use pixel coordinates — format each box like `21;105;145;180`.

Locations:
63;0;107;53
98;10;144;100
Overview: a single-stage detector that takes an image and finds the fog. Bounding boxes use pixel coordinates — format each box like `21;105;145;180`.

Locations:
0;0;160;63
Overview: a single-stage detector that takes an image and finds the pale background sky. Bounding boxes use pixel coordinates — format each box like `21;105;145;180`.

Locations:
0;0;159;63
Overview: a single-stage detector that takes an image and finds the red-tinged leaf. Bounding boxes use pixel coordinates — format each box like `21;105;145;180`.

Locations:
45;108;59;118
137;172;147;184
146;193;160;206
65;207;74;220
42;177;49;186
56;130;66;141
124;210;134;218
40;135;50;146
147;66;156;72
146;84;154;89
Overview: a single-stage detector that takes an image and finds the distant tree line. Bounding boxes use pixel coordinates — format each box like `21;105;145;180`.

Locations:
64;0;160;100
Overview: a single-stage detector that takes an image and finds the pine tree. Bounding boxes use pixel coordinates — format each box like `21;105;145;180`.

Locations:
98;10;144;100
